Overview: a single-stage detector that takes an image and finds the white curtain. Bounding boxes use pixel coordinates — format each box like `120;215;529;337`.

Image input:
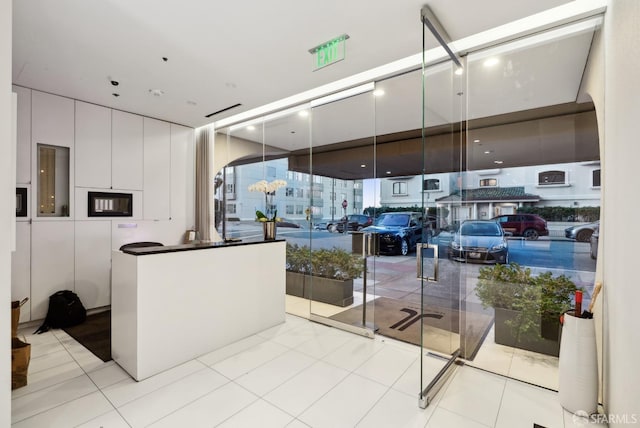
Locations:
195;126;217;242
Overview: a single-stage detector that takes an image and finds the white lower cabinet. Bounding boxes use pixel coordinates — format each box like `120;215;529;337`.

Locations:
75;221;112;309
31;221;75;320
11;222;31;322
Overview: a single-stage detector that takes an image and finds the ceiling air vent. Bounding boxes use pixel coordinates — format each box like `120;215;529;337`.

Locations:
205;103;242;118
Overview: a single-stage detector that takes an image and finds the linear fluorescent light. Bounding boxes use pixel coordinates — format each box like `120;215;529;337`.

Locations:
310;83;374;108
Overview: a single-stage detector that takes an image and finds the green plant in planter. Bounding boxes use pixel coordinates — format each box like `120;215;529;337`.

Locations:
286;243;364;280
476;262;578;339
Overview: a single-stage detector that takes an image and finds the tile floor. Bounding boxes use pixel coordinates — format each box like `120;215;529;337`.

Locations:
12;314;604;428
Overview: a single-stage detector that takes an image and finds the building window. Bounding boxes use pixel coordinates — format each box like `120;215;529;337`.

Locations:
393;182;408;195
267;166;276;177
312;189;322;199
423;179;440;191
479;178;497;187
296;188;304;198
225;183;235;193
313;175;323;184
330;192;336;201
285;187;294;197
353;182;362;189
296;205;304;215
287;171;294;180
538;170;566;185
592;169;601;187
226;204;236;214
330;206;336;215
286;205;294;215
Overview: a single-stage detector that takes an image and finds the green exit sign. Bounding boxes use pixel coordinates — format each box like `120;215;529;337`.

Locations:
309;34;349;71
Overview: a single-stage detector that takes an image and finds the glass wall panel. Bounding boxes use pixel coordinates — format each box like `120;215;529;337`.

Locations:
461;20;601;391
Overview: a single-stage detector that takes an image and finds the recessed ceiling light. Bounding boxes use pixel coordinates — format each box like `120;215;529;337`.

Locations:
454;67;464;75
386;171;392;174
483;57;499;67
484;150;492;154
149;89;164;97
473;139;480;143
298;110;309;117
360;164;366;168
373;89;385;97
247;125;255;131
494;160;504;164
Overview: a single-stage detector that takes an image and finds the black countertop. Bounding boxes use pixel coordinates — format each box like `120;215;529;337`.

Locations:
120;238;285;256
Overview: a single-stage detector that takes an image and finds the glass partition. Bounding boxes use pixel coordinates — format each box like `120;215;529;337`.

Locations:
211;12;602;407
460;19;601;391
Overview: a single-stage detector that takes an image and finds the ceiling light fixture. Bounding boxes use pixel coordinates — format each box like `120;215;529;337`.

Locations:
247;125;255;131
454;67;464;75
298;110;309;117
386;171;392;175
373;89;385;97
494;160;504;164
360;164;366;168
484;150;492;154
473;139;480;143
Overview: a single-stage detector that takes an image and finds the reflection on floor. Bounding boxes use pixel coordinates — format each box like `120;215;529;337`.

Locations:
12;314;599;427
286;294;560;391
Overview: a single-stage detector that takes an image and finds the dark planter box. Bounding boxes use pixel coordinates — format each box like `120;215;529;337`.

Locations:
286;271;354;307
494;307;561;357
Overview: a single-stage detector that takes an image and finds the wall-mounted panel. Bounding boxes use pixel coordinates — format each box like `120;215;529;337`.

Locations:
75;188;142;220
143;117;171;220
112;110;143;190
75;101;111;188
12;85;31;185
11;222;31;322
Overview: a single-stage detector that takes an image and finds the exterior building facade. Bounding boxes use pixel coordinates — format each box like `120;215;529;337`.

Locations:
221;158;363;223
379;161;601;223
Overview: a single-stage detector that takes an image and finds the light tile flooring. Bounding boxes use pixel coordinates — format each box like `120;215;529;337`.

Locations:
12;314;604;428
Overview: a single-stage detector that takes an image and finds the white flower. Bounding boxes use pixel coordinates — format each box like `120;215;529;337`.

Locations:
248;179;287;194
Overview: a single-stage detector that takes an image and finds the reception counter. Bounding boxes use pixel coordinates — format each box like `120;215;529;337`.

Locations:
111;239;286;381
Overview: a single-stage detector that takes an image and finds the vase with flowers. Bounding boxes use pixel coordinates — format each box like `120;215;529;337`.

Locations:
248;179;287;240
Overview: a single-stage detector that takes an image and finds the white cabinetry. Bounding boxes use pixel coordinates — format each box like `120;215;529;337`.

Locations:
75;221;112;309
32;91;74;148
112;110;143;190
143;118;171;220
170;124;195;226
31;221;75;320
11;222;31;322
75;101;111;189
13;85;31;185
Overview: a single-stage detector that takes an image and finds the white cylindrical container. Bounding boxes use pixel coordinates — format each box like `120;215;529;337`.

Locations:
558;312;598;415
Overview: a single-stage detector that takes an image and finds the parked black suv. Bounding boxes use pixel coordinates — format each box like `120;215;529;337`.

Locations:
491;214;549;240
362;212;425;255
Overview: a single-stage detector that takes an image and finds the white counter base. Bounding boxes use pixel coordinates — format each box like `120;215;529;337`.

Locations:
111;240;286;381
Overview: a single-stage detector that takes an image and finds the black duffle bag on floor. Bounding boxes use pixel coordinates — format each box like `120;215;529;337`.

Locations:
34;290;87;334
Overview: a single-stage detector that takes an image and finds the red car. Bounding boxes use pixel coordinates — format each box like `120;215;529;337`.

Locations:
491;214;549;240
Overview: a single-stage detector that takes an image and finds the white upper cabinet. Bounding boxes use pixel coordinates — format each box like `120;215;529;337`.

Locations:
75;101;111;189
170;124;195;223
32;91;74;148
112;110;144;190
13;85;31;185
143;117;171;220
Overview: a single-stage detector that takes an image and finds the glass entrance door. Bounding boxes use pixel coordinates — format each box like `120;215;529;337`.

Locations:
307;85;378;338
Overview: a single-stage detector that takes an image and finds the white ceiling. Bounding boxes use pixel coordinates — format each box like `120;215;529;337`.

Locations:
12;0;578;128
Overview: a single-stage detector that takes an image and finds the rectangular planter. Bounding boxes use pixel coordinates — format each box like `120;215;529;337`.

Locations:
286;271;354;307
494;307;561;357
